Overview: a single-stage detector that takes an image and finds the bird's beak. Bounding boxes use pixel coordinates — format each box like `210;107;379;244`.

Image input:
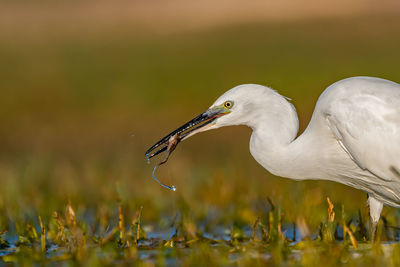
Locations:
145;106;228;160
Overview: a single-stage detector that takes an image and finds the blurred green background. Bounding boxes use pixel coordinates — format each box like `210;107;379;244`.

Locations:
1;0;400;241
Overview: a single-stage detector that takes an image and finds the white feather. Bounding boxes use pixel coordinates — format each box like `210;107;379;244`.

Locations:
207;76;400;212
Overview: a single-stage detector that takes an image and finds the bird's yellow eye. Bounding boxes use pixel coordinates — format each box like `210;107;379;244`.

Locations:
223;101;234;109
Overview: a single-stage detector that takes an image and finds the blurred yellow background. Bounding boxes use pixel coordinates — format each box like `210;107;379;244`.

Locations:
1;0;400;231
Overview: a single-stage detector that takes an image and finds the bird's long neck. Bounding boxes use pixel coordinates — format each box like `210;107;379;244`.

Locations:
249;96;324;181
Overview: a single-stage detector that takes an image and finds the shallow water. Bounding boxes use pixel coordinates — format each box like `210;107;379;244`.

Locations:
2;223;397;264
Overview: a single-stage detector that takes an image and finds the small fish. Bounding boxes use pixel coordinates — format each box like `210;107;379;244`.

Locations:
149;133;181;191
145;109;220;191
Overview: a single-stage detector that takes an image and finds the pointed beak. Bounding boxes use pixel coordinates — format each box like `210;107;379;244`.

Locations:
145;106;228;160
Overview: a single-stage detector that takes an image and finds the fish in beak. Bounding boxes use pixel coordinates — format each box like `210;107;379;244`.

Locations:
144;105;229;191
145;106;228;161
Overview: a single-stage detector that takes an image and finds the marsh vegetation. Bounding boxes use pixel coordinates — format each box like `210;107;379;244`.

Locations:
1;5;400;265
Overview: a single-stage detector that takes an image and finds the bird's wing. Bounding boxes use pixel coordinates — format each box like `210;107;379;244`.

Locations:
325;93;400;181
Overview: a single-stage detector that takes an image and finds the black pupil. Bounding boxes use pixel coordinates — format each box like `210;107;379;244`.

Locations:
226;102;230;107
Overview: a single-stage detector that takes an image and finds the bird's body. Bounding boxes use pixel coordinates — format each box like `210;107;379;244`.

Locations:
248;77;400;205
146;76;400;232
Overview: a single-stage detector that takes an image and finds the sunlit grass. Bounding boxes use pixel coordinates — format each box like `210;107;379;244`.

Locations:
1;14;400;265
1;195;400;265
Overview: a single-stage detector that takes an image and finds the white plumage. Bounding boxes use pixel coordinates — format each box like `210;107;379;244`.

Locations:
146;76;400;233
208;77;400;227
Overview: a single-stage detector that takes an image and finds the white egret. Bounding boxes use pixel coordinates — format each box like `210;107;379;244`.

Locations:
146;76;400;237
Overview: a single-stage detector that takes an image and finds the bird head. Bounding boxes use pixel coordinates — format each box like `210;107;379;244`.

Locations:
145;84;276;160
